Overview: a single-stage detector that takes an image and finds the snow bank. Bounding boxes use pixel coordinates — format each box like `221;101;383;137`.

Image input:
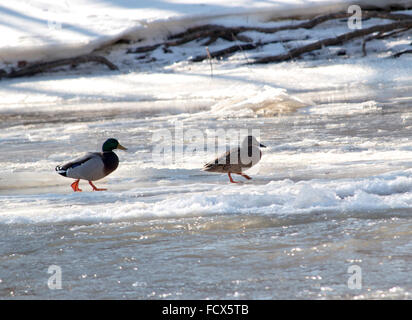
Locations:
1;0;408;65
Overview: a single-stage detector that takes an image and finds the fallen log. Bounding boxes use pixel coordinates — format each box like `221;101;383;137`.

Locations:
392;49;412;58
362;26;412;56
191;37;305;62
251;20;412;64
1;54;118;80
191;43;260;62
127;10;412;60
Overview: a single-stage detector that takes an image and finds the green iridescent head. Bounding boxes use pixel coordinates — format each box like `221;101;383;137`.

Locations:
102;138;127;152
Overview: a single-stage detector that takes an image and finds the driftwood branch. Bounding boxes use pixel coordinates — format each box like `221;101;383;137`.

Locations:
362;27;412;56
191;43;260;62
126;10;412;63
190;37;307;62
251;20;412;64
0;54;118;80
170;11;412;39
392;49;412;58
126;44;160;54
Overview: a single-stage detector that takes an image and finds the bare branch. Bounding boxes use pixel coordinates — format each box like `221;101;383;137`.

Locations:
128;10;412;59
392;49;412;58
1;55;118;80
251;20;412;64
362;27;412;56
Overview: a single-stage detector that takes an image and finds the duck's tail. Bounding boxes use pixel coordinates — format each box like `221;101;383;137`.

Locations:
202;162;216;172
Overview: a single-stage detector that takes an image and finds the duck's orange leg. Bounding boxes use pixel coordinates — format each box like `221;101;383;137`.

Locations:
228;173;239;183
89;181;107;191
71;179;82;192
240;173;252;180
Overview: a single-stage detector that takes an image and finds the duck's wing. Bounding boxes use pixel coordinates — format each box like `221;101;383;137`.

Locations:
56;152;106;181
203;147;241;172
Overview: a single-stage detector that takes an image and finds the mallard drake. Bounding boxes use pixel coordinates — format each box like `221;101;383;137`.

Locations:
56;138;127;192
203;135;266;183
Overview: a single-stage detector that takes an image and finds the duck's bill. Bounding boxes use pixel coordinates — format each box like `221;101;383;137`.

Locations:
260;143;267;148
117;144;128;150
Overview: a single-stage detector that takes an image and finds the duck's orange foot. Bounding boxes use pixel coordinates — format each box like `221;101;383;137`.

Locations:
89;181;107;191
71;179;82;192
240;174;252;180
228;173;240;183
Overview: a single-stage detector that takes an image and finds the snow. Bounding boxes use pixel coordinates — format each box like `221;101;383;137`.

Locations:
0;0;408;64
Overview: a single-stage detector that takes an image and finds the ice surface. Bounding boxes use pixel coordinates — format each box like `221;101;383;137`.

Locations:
1;0;412;300
2;167;412;224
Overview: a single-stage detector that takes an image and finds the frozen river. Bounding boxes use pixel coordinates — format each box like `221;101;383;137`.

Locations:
1;69;412;298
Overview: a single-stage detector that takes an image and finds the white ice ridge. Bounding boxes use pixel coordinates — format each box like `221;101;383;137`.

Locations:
1;169;412;224
0;0;407;65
